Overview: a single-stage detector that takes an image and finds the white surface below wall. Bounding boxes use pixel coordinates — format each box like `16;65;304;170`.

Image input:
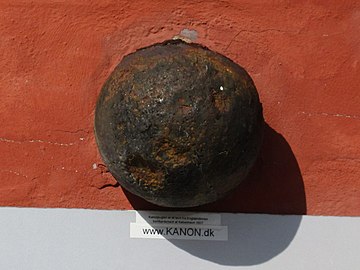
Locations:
0;207;359;270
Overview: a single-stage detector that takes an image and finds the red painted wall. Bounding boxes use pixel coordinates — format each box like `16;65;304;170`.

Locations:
1;0;359;216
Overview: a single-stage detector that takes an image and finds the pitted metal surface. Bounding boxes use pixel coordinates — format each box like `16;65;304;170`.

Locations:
95;40;264;207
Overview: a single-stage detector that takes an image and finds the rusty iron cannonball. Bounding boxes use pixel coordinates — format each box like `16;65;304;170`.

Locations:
94;40;264;207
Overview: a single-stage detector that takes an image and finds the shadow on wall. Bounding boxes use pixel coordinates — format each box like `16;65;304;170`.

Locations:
124;123;306;265
168;214;302;266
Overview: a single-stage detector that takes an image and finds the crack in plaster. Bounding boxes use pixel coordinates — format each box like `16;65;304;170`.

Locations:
225;28;298;51
0;137;84;146
98;182;120;190
299;111;360;120
334;157;360;162
51;129;89;134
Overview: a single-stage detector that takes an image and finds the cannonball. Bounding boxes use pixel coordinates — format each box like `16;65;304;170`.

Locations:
94;40;264;207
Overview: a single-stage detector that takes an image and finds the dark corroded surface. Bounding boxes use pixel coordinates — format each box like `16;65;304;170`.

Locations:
95;40;264;207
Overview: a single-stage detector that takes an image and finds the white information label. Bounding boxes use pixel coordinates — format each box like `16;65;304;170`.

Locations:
135;211;221;226
131;211;227;241
130;223;228;241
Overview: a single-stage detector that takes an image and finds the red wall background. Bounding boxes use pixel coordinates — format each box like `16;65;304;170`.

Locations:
1;0;359;216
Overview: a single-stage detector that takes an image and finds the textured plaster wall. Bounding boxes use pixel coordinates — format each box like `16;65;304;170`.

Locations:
0;0;359;215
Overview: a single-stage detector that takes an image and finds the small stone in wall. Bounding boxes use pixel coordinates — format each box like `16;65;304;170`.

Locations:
173;28;198;43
